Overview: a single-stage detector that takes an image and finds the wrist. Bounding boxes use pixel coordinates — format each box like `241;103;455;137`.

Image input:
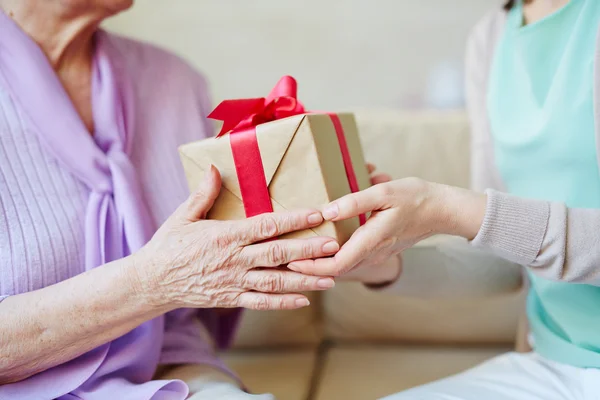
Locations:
127;251;175;314
433;184;487;240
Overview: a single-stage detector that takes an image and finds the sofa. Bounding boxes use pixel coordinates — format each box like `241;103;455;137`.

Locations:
221;110;526;400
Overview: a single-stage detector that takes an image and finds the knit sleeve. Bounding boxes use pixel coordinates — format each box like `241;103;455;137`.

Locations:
472;190;600;286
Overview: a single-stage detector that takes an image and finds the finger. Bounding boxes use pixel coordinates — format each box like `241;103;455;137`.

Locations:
289;216;388;276
232;209;324;244
242;237;339;267
370;173;392;185
183;164;222;221
367;163;376;174
243;269;335;293
321;184;387;221
236;292;311;310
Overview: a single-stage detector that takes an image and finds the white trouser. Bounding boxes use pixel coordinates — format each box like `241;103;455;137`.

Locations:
381;352;600;400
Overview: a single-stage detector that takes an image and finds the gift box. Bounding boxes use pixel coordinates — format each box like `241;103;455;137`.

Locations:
179;76;370;244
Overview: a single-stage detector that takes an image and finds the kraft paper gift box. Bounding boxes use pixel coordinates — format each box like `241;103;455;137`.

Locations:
178;76;370;244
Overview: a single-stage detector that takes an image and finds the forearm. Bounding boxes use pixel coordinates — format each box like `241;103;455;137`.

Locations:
0;253;169;384
434;183;488;241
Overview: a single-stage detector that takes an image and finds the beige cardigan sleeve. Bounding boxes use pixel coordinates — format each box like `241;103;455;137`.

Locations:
466;11;600;286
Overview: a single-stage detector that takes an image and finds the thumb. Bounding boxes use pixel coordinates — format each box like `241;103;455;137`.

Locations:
322;185;384;221
185;164;222;221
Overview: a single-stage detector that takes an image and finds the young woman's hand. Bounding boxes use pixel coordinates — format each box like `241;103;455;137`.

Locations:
288;178;487;279
331;163;401;284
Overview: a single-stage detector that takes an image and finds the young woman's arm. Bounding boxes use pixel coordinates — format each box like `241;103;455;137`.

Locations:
288;6;600;286
291;179;600;287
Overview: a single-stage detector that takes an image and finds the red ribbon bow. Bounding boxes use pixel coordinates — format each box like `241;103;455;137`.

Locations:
208;76;365;224
209;76;305;137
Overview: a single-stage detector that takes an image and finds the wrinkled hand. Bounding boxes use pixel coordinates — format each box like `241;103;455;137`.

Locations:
135;165;338;311
288;178;486;279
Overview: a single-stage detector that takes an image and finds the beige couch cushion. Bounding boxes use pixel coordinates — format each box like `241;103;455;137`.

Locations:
314;345;510;400
324;282;525;343
223;349;316;400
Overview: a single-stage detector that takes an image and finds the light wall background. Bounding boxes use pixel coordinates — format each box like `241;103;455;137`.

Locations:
104;0;503;111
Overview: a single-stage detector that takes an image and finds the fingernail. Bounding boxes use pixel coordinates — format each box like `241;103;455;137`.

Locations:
322;241;339;254
295;298;310;307
322;204;339;220
307;212;323;225
317;278;335;288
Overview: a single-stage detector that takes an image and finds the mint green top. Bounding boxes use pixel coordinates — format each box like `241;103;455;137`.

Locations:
488;0;600;367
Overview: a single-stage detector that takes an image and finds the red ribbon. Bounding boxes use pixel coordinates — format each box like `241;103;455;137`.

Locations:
208;76;365;223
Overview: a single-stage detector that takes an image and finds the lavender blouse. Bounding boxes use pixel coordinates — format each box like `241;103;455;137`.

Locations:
0;11;239;400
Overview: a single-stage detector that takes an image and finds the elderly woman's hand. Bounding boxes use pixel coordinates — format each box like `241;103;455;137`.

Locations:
135;165;338;311
288;178;486;279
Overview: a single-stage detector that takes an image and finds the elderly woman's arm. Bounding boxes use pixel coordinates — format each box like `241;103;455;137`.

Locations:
0;254;163;384
0;167;337;385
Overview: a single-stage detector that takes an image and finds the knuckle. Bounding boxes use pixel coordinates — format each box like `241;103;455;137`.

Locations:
257;216;280;238
301;243;315;259
239;272;252;289
300;276;312;289
217;292;236;308
266;243;287;265
189;189;208;207
258;273;284;292
406;177;428;192
330;261;349;277
345;195;361;213
214;231;232;249
376;183;395;198
330;268;344;277
278;297;288;310
253;296;270;311
375;237;397;252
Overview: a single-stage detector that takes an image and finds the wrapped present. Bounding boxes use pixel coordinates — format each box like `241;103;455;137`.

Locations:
179;76;370;244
